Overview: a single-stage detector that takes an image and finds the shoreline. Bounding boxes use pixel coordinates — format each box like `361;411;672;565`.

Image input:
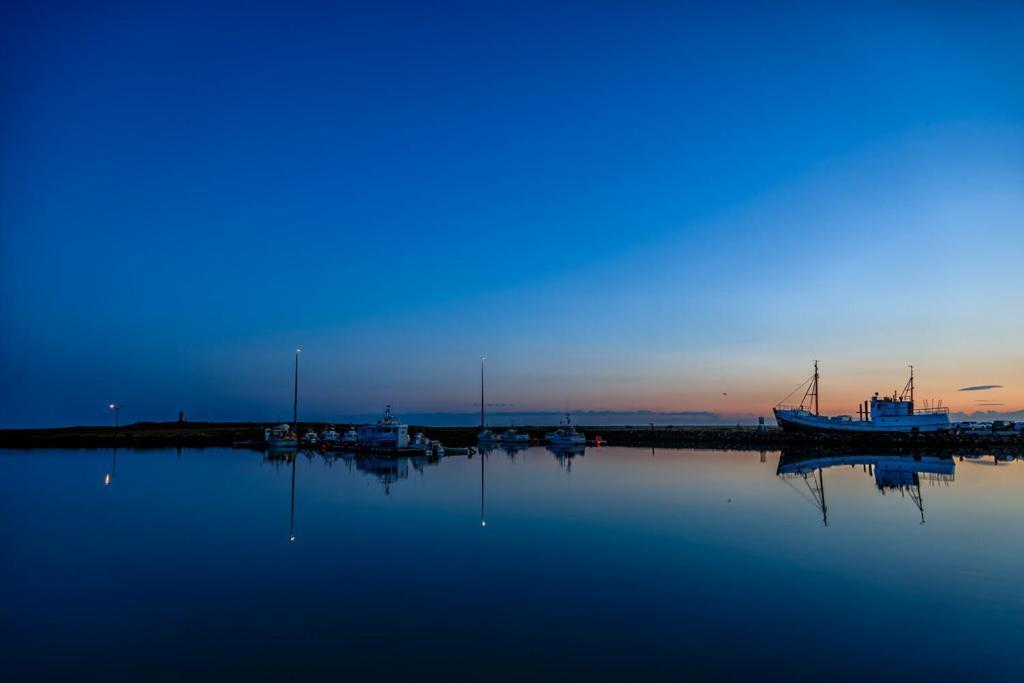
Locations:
1;421;1022;455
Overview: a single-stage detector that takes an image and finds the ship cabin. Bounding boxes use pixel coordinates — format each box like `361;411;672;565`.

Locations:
868;392;949;429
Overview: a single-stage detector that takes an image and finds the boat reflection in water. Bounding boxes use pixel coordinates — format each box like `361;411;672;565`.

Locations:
477;441;530;460
546;443;586;470
776;451;956;525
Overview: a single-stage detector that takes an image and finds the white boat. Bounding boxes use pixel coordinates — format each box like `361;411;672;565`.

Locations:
478;428;501;442
341;428;358;447
546;412;586;446
409;432;445;456
301;430;319;445
320;425;340;444
499;427;530;443
773;363;950;434
356;405;410;450
265;423;297;450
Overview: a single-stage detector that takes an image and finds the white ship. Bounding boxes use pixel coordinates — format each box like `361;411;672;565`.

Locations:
356;405;410;450
773;363;950;434
546;412;586;446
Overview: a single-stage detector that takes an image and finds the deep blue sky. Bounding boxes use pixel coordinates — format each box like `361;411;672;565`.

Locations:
2;1;1022;427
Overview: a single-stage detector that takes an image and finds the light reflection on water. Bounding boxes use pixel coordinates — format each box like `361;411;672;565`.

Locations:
1;446;1022;681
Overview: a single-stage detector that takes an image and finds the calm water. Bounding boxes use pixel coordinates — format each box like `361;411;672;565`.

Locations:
2;446;1022;681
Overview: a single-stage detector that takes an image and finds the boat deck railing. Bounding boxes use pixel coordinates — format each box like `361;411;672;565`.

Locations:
913;407;949;415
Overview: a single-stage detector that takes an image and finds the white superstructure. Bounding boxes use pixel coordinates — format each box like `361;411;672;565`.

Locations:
356;405;410;450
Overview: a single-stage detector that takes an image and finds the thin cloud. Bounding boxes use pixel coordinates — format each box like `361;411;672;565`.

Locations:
959;384;1003;392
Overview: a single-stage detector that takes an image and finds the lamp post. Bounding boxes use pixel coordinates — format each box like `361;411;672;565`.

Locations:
108;403;124;439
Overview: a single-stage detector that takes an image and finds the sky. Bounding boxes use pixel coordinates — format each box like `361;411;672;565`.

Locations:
1;1;1022;427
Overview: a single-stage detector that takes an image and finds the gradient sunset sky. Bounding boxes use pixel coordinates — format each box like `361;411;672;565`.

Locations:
2;1;1022;427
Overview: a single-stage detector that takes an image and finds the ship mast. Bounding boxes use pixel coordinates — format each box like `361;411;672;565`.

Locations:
813;360;819;416
899;364;914;404
798;360;820;415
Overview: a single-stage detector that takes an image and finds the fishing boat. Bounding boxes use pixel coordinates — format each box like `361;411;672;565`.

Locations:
320;425;340;444
499;426;530;444
341;428;358;447
773;362;950;434
301;430;319;445
408;432;445;456
546;412;586;446
264;423;297;450
356;405;411;450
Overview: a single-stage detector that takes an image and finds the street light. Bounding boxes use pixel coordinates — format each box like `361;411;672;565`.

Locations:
108;403;124;439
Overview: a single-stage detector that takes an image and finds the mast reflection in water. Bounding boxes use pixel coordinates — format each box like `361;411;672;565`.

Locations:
777;451;957;525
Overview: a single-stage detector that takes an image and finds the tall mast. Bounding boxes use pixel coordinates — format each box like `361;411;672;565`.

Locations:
480;356;486;429
293;348;300;432
813;360;820;416
899;364;915;403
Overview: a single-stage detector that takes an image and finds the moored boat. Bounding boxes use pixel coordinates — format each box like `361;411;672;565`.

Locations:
499;426;530;443
264;423;297;450
546;412;586;446
320;425;340;444
773;363;950;434
356;405;411;451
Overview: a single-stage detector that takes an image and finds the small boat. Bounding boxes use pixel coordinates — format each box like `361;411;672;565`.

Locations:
773;363;951;434
546;412;586;446
499;426;530;444
301;430;319;445
320;425;340;444
265;423;297;450
445;446;473;456
478;428;501;442
341;428;358;447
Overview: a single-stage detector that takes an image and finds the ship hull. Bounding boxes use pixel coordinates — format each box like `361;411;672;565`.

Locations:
774;408;950;434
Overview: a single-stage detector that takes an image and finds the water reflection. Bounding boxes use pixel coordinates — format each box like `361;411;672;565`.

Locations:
546;443;586;470
104;447;118;487
289;454;298;541
8;444;1024;681
777;451;957;525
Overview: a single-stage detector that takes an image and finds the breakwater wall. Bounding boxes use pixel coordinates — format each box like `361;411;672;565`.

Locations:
2;421;1022;455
